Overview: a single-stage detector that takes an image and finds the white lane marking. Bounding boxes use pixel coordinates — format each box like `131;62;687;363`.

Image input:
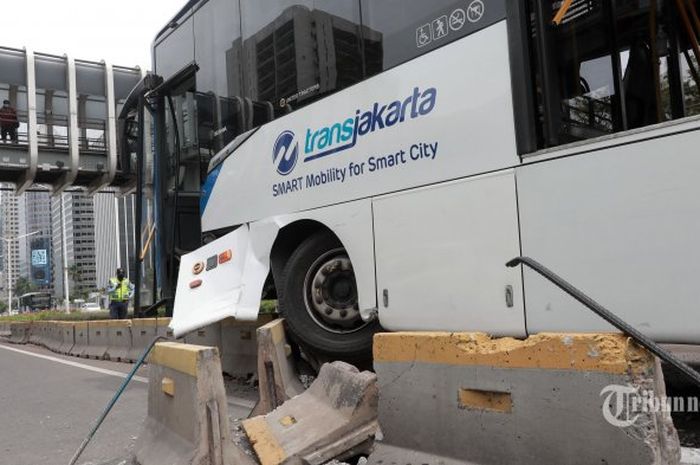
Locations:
0;343;148;383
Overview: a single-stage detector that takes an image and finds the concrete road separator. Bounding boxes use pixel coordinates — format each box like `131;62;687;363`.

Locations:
220;315;274;378
128;319;160;362
184;323;222;353
243;361;379;465
105;320;133;362
85;321;110;359
57;322;75;354
8;322;31;344
70;322;90;358
155;318;173;340
251;319;305;416
368;332;683;465
28;321;45;346
135;341;254;465
46;322;65;352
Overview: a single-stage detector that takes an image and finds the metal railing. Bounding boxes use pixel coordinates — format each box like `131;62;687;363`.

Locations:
0;110;107;152
507;256;700;388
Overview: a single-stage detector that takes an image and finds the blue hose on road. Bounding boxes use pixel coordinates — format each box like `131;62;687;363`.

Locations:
68;336;166;465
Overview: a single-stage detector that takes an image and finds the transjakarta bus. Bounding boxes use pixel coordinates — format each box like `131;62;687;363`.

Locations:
128;0;700;361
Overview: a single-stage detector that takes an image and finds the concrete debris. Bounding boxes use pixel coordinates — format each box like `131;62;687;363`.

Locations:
243;361;379;465
250;319;305;416
135;342;256;465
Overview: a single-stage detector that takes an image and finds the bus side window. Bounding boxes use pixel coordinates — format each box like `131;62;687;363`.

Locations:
529;0;700;150
238;1;366;122
360;0;486;74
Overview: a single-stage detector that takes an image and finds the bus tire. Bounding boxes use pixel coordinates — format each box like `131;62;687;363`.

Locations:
279;231;379;362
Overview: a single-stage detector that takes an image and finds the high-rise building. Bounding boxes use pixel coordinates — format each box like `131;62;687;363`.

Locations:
94;192;118;290
17;191;53;291
0;187;21;297
116;194;137;279
94;191;137;285
51;193;97;301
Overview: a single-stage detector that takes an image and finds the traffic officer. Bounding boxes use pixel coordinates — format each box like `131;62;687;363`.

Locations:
107;267;134;319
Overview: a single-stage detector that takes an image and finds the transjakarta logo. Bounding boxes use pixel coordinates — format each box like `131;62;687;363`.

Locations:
272;130;298;175
273;86;437;175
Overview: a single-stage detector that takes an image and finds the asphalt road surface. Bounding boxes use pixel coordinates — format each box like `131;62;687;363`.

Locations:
0;341;148;465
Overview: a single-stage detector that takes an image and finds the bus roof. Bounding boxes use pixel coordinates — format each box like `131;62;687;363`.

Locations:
154;0;203;43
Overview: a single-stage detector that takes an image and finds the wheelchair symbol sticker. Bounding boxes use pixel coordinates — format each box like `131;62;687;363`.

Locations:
416;24;432;47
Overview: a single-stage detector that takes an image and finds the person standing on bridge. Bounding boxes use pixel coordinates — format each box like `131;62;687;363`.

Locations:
0;100;19;143
107;267;134;319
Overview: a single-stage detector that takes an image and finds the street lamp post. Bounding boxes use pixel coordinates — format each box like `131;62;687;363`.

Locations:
1;230;40;315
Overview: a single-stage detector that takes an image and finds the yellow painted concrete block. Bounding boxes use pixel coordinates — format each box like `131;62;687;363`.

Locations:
149;341;218;377
242;416;287;465
373;332;651;374
161;377;175;397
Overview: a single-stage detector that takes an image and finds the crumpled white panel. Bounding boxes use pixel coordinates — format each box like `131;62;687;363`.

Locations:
170;222;279;338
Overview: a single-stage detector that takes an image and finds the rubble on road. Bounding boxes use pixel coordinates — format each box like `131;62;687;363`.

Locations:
243;361;379;465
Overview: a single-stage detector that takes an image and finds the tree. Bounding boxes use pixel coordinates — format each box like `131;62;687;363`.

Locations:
67;263;89;301
14;276;35;297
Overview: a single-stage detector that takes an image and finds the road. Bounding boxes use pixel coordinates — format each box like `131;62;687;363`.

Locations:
0;341;147;465
0;339;258;465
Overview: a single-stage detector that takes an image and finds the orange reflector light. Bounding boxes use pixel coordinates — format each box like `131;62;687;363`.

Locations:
189;279;202;289
218;249;233;264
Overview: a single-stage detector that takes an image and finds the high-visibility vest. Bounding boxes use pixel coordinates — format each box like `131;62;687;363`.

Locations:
109;277;132;302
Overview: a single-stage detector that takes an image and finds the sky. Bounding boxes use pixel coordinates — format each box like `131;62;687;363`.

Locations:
0;0;186;70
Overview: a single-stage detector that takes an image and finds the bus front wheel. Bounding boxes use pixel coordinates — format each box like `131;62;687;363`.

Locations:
279;231;379;363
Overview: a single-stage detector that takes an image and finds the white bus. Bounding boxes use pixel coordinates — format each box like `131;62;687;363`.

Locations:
147;0;700;362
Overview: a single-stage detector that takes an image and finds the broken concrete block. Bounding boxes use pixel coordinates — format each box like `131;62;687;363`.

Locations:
135;342;255;465
243;361;379;465
251;319;305;416
369;332;682;465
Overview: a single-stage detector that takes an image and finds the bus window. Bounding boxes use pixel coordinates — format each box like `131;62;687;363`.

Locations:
238;0;365;117
360;0;505;74
154;12;195;82
529;0;700;149
193;0;244;152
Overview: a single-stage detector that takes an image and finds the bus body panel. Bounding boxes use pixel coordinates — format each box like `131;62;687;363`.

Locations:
373;170;525;336
269;198;378;315
517;126;700;343
172;198;377;335
201;21;518;232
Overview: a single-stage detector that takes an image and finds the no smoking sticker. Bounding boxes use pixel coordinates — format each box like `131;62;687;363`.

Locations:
449;8;466;31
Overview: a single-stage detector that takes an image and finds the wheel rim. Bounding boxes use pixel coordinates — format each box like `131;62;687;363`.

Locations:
302;248;368;334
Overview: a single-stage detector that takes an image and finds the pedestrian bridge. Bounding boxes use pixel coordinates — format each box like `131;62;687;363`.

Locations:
0;46;141;193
